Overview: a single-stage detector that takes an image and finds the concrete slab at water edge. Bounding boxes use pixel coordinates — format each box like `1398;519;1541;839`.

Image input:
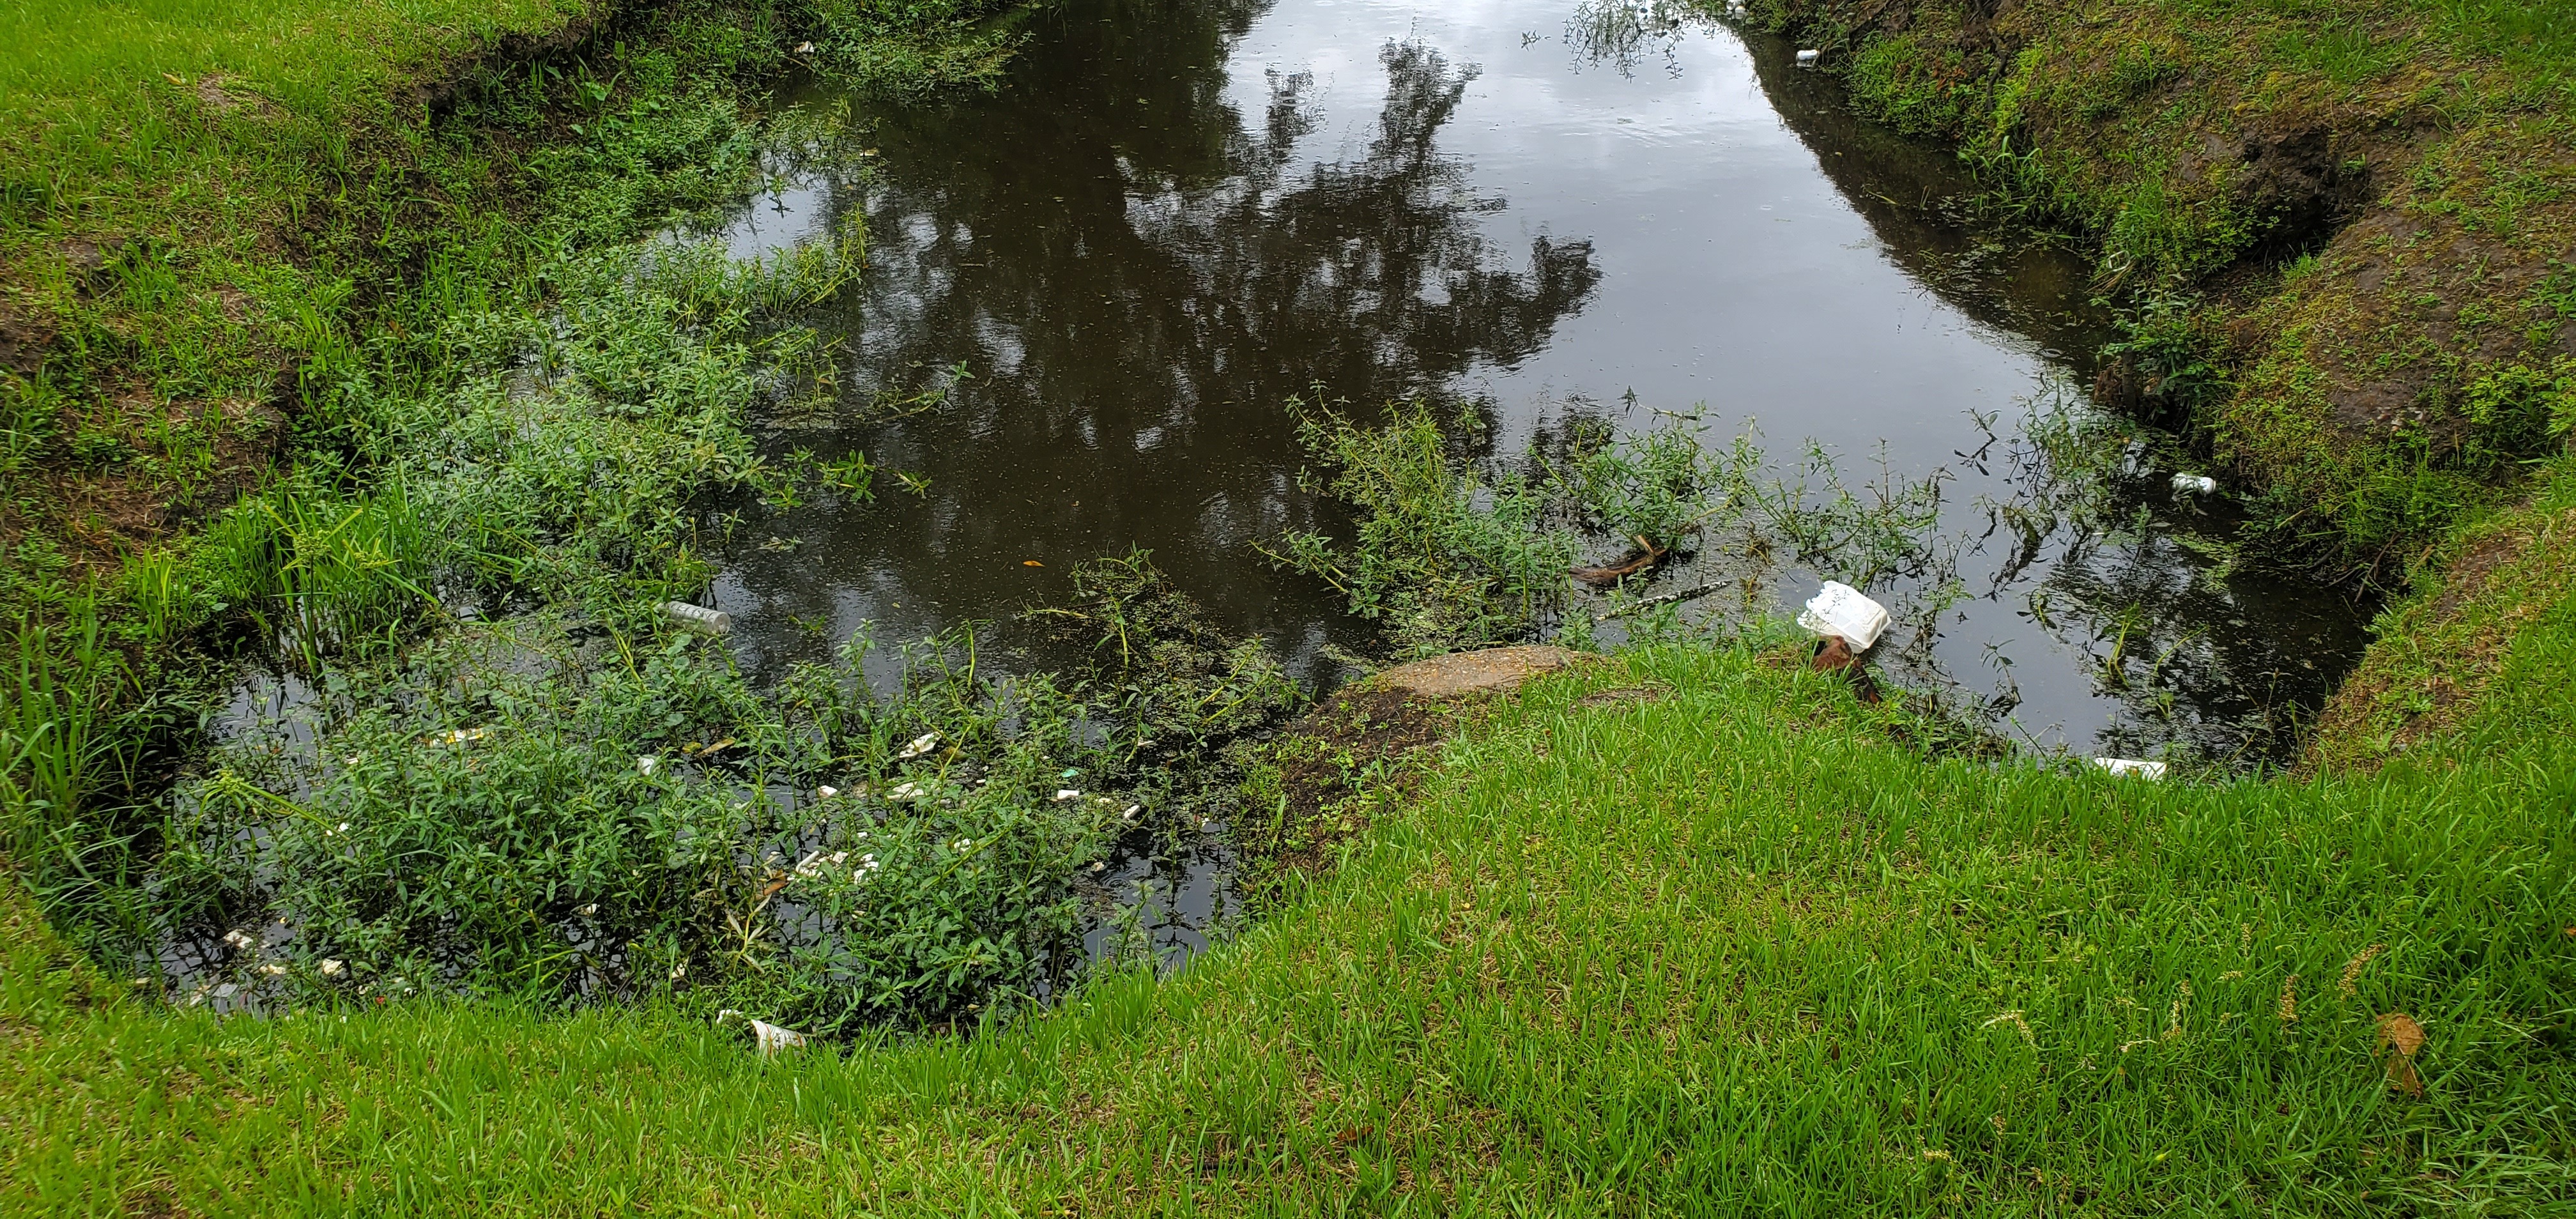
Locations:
1368;645;1588;700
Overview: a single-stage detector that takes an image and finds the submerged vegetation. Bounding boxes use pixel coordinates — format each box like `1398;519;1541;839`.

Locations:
1267;396;1953;661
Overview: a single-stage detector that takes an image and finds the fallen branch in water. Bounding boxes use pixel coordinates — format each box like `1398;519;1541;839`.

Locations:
1571;535;1667;587
1590;579;1729;622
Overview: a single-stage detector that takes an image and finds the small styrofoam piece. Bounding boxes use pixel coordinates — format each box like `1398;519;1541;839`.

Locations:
1797;581;1891;651
660;601;733;635
2092;757;2168;781
718;1009;811;1056
749;1020;808;1056
2170;473;2218;495
1795;49;1821;65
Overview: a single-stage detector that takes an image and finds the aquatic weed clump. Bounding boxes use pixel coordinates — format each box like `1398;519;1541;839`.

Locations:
169;620;1144;1033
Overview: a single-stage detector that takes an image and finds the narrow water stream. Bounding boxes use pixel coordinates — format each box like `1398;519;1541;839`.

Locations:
692;0;2366;958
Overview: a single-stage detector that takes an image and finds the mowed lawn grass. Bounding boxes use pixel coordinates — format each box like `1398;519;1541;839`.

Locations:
7;638;2572;1215
0;0;588;173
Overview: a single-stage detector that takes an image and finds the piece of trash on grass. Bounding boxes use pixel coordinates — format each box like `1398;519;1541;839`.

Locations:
659;601;733;636
1023;559;1044;567
718;1009;811;1057
319;958;345;977
898;731;939;760
793;40;814;52
2170;473;2218;495
1055;788;1080;801
817;785;839;799
1797;581;1890;651
889;781;924;801
431;726;488;746
637;755;659;776
222;929;254;951
2091;758;2167;780
259;963;287;977
1795;48;1821;65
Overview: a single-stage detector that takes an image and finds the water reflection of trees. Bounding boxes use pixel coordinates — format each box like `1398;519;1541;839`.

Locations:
725;0;1598;680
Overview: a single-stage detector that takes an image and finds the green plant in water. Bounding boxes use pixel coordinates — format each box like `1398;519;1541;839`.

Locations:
1266;397;1576;658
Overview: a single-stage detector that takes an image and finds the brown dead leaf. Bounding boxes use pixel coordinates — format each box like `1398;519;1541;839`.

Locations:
2376;1011;2425;1056
2377;1012;2426;1096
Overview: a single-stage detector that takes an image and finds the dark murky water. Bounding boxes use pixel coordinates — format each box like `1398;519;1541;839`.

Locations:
691;0;2368;958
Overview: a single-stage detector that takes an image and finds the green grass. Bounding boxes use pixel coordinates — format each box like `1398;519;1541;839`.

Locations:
1754;0;2576;579
9;636;2572;1213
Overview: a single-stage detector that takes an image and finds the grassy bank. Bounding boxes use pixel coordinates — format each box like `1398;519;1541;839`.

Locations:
7;1;2575;1213
1735;0;2575;584
8;638;2571;1213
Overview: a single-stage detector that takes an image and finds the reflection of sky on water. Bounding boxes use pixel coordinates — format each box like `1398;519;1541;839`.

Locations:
700;0;2366;780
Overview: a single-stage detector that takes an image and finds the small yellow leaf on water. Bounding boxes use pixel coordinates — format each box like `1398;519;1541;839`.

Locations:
1023;560;1043;567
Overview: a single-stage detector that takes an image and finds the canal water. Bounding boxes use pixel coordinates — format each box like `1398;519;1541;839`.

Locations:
697;0;2370;958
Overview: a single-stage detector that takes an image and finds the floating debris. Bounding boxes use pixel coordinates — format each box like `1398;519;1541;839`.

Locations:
2171;473;2218;495
659;601;733;635
1797;581;1890;652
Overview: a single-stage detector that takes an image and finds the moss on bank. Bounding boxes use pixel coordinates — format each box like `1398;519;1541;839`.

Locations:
1740;0;2575;581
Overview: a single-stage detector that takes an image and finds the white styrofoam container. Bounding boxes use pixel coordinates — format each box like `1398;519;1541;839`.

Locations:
1797;581;1890;650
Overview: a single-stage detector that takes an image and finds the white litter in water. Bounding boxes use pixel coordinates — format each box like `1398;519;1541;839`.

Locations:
1795;49;1821;65
2092;758;2168;781
2171;473;2218;495
660;601;732;635
1797;581;1892;651
222;928;254;951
